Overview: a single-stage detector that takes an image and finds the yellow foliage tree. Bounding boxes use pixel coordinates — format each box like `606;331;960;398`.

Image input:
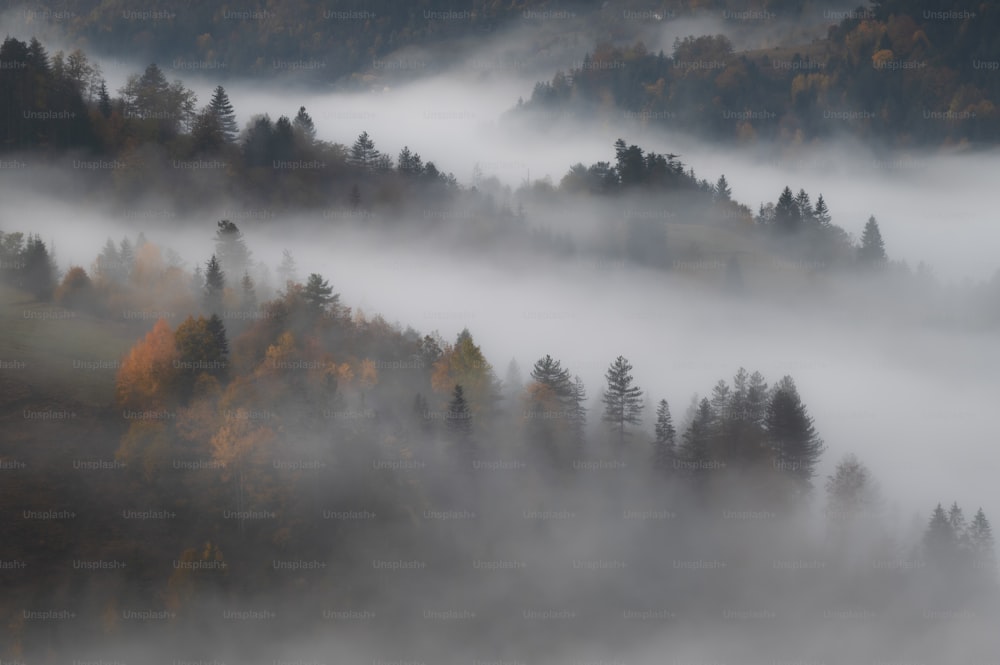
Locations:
116;318;179;410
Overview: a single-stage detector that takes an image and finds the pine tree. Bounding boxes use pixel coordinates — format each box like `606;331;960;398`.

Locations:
859;215;886;268
503;358;524;404
240;273;257;312
765;376;824;490
774;186;801;234
97;80;112;118
825;453;880;526
22;234;56;300
813;194;832;227
349;131;379;172
679;397;713;483
119;237;135;280
568;375;587;451
530;354;573;398
446;384;473;445
714;174;732;202
293;106;315;144
652;399;676;474
924;503;958;568
602;355;644;450
204;254;225;313
276;249;298;288
302;273;339;317
967;508;996;574
208;85;239;143
214;220;251;280
795;188;813;223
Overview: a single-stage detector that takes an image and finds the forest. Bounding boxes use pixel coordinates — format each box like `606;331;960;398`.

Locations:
2;4;999;663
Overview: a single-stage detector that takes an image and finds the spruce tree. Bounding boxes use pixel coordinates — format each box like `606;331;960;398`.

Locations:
774;186;801;234
302;273;339;317
765;376;824;490
214;220;251;279
602;355;644;450
859;215;886;268
293;106;316;144
967;508;996;574
97;80;112;118
652;399;676;474
208;85;239;143
204;254;225;313
277;249;298;288
813;194;832;227
714;174;732;202
446;384;473;445
924;503;958;569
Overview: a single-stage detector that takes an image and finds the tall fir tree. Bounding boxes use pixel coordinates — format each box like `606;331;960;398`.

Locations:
208;85;239;143
765;376;824;491
602;355;644;450
204;254;225;313
652;399;676;475
859;215;887;268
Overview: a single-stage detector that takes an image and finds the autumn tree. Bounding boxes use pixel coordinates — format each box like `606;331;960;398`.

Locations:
115;318;180;410
431;329;501;420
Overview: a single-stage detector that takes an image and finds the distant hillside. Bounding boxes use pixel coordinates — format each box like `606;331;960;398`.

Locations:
513;0;1000;145
25;0;602;82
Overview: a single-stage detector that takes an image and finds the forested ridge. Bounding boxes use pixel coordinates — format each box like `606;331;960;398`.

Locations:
1;219;997;660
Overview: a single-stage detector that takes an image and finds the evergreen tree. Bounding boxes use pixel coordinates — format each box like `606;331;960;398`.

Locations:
714;174;732;202
503;358;524;404
825;453;880;525
398;146;423;175
240;273;257;312
652;399;676;474
530;354;573;397
293;106;316;144
679;398;714;485
568;375;587;450
795;188;813;223
97;80;112;118
214;220;251;280
349;184;361;208
859;215;887;267
208;85;239;143
94;238;122;284
774;186;801;234
813;194;832;227
967;508;996;574
602;355;644;450
924;503;958;568
765;375;824;490
277;249;298;288
22;234;56;300
302;273;339;317
349;131;380;172
118;237;135;280
204;254;225;313
446;384;473;445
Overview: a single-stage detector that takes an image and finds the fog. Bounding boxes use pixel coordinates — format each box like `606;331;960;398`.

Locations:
4;6;1000;664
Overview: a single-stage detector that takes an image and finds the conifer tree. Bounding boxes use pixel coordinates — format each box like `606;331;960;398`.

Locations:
602;355;644;450
652;399;676;474
765;375;824;490
859;215;887;267
204;254;225;313
208;85;239;143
